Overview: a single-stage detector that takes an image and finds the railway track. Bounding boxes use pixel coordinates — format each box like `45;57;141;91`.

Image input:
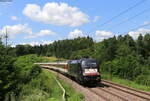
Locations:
41;65;150;101
86;81;150;101
102;80;150;95
101;80;150;101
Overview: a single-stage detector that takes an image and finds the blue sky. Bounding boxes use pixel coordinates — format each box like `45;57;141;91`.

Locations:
0;0;150;46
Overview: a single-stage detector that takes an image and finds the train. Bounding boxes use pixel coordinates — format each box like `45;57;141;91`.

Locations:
67;58;101;84
36;58;101;85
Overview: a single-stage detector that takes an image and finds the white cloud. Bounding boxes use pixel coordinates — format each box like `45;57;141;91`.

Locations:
68;29;84;39
128;28;150;39
38;30;56;36
25;29;56;39
20;42;40;46
11;16;18;21
93;16;100;22
23;2;89;27
0;24;32;38
0;24;56;39
95;30;113;41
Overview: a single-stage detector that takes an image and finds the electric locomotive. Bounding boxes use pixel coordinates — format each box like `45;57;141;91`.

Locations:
67;58;101;84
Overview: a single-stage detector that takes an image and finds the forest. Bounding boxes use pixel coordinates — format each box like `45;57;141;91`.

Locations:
0;33;150;100
14;34;150;86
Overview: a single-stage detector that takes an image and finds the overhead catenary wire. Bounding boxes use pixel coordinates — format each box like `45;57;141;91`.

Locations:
124;22;150;34
108;7;150;30
88;0;147;33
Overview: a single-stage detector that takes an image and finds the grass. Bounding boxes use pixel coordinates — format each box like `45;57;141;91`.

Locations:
102;73;150;92
45;70;84;101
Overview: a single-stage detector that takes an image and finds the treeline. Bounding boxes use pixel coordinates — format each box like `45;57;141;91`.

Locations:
14;34;150;86
15;36;94;58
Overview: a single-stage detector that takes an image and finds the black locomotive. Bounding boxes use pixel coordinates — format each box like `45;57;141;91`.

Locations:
67;58;101;84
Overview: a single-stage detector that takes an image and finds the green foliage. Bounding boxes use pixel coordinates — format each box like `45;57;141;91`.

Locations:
60;79;84;101
0;39;16;100
101;73;150;91
70;47;94;59
9;55;83;101
13;54;48;84
67;34;150;86
15;37;94;59
13;34;150;87
15;45;35;56
14;70;84;101
101;56;140;79
98;34;150;86
15;71;58;101
1;33;150;100
93;36;118;63
116;43;132;57
143;34;150;57
135;75;150;86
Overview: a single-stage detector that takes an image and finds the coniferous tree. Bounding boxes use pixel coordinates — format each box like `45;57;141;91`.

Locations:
0;39;16;100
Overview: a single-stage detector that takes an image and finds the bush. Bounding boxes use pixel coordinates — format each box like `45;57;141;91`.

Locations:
101;55;142;80
14;54;48;84
101;55;150;86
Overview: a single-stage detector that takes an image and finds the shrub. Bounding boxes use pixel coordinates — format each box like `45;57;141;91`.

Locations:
101;55;142;80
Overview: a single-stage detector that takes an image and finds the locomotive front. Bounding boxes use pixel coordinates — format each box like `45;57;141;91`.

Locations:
81;58;101;83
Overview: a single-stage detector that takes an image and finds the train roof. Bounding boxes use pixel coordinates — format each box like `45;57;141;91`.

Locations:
68;58;96;64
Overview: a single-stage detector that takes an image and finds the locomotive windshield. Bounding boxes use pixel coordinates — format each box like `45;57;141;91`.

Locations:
81;59;97;68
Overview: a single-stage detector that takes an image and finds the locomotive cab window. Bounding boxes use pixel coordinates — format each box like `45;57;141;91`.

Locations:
81;60;97;68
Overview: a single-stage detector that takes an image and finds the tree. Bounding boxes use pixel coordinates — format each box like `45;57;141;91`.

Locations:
136;34;145;57
94;36;117;63
0;39;16;100
15;45;29;56
143;34;150;58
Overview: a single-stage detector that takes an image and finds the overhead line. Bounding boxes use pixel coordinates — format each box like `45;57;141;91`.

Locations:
125;22;150;34
88;0;147;33
109;7;150;29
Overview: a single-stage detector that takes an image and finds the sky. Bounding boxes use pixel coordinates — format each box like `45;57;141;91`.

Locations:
0;0;150;46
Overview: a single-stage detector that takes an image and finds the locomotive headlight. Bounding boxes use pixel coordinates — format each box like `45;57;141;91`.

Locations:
84;69;89;72
84;69;98;73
